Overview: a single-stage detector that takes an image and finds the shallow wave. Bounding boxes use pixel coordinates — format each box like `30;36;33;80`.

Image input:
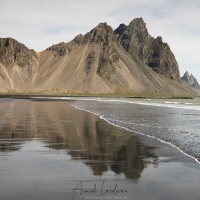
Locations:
29;96;200;164
70;99;200;165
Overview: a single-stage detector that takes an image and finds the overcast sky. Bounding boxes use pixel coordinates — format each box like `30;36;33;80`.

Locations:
0;0;199;81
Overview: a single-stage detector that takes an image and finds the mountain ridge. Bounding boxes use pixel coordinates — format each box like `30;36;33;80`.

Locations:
0;19;196;97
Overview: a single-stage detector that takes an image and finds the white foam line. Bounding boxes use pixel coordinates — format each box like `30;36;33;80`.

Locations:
69;97;200;111
30;96;200;111
71;103;200;165
30;96;73;100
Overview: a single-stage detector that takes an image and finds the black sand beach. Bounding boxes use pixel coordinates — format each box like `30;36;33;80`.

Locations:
0;98;199;200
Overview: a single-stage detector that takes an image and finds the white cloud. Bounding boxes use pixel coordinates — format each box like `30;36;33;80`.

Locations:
0;0;199;81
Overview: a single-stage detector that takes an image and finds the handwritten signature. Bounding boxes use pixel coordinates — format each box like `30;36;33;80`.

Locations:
72;180;127;199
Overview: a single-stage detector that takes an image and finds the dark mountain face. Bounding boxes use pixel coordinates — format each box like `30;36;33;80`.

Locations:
0;38;38;67
181;71;200;90
114;17;180;81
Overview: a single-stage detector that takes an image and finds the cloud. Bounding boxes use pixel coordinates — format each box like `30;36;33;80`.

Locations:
0;0;199;80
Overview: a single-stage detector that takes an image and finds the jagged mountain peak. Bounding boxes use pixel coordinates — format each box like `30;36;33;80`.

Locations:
184;70;190;76
114;17;180;81
46;22;115;56
73;23;114;44
0;37;38;67
155;36;163;43
116;23;127;30
190;74;196;80
182;71;190;81
0;37;36;54
0;37;16;48
129;17;146;28
1;37;22;48
115;17;149;41
181;71;200;90
128;17;149;40
85;22;114;44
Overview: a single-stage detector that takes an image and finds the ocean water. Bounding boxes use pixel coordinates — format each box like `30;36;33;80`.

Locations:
0;97;200;200
69;97;200;164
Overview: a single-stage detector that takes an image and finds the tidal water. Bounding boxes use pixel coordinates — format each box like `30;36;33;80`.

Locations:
0;98;200;200
71;97;200;163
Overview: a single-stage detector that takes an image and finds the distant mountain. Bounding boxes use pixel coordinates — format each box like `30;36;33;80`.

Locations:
0;18;196;97
114;17;180;81
181;71;200;91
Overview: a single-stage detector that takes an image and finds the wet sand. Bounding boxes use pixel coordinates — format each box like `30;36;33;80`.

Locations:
0;98;200;200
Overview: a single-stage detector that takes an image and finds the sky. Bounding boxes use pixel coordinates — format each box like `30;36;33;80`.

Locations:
0;0;199;81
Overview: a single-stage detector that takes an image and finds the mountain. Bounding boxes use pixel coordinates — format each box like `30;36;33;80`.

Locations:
114;17;180;81
181;71;200;91
0;20;196;97
0;38;39;92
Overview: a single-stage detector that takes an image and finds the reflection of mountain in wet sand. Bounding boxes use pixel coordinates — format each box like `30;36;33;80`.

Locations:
0;99;158;180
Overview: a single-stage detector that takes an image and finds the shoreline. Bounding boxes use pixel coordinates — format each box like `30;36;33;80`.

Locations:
72;103;200;166
0;93;196;99
1;95;199;165
0;98;199;200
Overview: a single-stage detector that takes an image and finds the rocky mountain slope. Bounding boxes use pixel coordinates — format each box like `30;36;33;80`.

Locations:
114;18;180;81
0;38;39;92
181;71;200;91
0;19;196;97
